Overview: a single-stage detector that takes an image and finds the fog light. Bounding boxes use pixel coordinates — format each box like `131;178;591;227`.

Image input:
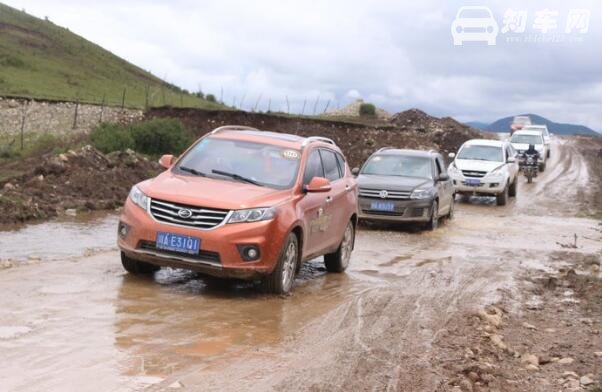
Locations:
118;222;129;238
237;244;260;261
490;183;499;188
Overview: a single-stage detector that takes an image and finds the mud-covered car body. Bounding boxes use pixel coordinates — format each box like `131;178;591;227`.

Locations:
354;148;454;228
118;126;358;293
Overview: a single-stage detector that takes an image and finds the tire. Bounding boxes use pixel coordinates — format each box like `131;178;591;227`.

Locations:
539;162;546;172
426;200;439;230
508;177;517;197
324;221;355;272
261;233;298;294
547;150;550;158
496;185;508;206
527;173;533;184
121;252;160;274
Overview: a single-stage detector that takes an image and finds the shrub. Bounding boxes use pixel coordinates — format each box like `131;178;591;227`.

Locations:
205;94;216;102
90;122;134;153
28;133;68;156
359;103;376;117
130;118;190;155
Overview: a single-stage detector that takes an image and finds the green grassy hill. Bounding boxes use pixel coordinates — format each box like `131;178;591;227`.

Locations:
0;3;224;109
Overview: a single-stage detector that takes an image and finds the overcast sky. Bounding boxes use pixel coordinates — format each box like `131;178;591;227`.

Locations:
5;0;602;130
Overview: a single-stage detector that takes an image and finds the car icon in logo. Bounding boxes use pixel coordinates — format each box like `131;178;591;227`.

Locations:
177;209;193;219
451;6;499;46
379;190;388;199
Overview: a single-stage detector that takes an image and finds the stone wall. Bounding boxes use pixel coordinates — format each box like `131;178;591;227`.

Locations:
0;97;143;136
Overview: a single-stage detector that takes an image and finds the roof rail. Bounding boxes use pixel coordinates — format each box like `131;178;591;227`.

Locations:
302;136;336;147
376;147;395;153
210;125;258;134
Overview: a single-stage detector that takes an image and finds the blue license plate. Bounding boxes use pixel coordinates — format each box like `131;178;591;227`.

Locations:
465;179;481;186
156;232;200;254
370;201;395;212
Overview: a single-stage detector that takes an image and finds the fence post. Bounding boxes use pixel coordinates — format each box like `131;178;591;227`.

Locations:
301;98;306;116
72;99;79;129
323;99;330;114
99;94;106;123
20;100;28;150
121;87;126;109
267;98;271;112
313;95;320;115
253;93;262;112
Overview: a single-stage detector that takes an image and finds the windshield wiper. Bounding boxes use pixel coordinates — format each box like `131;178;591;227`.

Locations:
180;166;207;177
211;169;261;186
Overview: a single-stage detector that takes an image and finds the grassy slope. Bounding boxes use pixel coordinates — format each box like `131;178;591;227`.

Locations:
0;3;224;109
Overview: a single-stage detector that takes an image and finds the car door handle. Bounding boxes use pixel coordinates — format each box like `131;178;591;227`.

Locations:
326;196;333;203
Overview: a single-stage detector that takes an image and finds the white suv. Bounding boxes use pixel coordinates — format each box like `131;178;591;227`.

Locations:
521;125;551;158
510;130;548;171
448;139;519;206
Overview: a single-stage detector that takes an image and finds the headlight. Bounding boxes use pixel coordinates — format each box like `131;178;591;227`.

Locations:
228;207;276;224
487;166;505;177
448;162;459;175
129;185;149;210
410;189;431;199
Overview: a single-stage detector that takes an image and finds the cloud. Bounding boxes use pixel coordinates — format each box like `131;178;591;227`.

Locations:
5;0;602;130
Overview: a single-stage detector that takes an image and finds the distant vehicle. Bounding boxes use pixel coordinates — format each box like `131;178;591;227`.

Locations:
451;6;499;46
117;126;358;294
510;116;532;134
353;148;454;230
448;139;519;206
510;130;548;171
521;125;551;158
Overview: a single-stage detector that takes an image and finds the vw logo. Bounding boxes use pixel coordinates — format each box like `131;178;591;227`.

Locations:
379;190;388;199
177;209;193;219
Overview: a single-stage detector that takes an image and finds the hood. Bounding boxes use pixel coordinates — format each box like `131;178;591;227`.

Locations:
139;171;292;210
357;174;432;192
454;159;504;173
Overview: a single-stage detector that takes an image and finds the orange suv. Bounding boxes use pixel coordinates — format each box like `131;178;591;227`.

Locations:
117;125;358;293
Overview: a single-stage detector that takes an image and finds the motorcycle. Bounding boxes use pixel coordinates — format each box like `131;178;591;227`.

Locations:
521;154;538;183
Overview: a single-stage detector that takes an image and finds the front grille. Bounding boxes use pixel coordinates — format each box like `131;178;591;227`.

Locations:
149;198;229;229
461;170;486;178
359;187;411;199
138;241;221;264
361;208;405;216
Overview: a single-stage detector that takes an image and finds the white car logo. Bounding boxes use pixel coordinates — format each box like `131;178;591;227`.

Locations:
379;190;388;199
177;209;193;219
451;6;499;46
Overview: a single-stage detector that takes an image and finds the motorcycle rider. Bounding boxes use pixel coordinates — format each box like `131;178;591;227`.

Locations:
524;144;540;163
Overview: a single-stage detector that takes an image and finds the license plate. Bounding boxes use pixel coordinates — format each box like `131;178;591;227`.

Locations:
156;232;200;255
465;179;481;186
370;201;395;212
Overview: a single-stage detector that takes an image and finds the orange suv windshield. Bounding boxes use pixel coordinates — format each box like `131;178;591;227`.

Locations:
175;138;301;189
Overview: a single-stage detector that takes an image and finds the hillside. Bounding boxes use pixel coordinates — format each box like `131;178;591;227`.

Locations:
0;3;223;109
467;114;599;136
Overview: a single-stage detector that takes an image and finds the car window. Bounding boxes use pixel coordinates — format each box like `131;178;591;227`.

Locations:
361;155;433;179
320;149;342;181
436;157;446;175
434;158;442;177
334;152;346;177
457;145;504;162
303;149;324;185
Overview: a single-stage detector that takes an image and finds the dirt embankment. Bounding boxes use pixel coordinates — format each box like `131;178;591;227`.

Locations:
0;146;160;224
147;107;481;168
573;135;602;218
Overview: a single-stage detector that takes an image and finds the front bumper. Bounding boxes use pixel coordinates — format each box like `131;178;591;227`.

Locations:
358;197;433;222
450;174;506;195
117;198;286;280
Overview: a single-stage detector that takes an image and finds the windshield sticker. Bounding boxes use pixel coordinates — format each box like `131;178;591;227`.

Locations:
282;150;300;160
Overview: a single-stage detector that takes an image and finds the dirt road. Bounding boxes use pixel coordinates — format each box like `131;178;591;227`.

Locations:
0;138;600;391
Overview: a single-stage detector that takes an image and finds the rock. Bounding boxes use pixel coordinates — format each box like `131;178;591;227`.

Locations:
580;375;593;386
580;318;593;325
65;209;77;216
467;371;480;382
168;380;183;389
539;355;552;365
525;364;539;371
3;182;15;190
489;334;507;351
37;175;44;181
558;357;574;365
521;353;539;366
458;379;473;392
58;153;69;162
594;351;602;357
478;308;503;328
522;322;537;330
544;328;556;333
562;371;579;379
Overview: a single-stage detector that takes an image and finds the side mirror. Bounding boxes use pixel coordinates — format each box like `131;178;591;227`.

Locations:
437;173;450;181
448;152;456;159
159;154;175;169
304;177;332;193
351;167;360;176
507;156;516;163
